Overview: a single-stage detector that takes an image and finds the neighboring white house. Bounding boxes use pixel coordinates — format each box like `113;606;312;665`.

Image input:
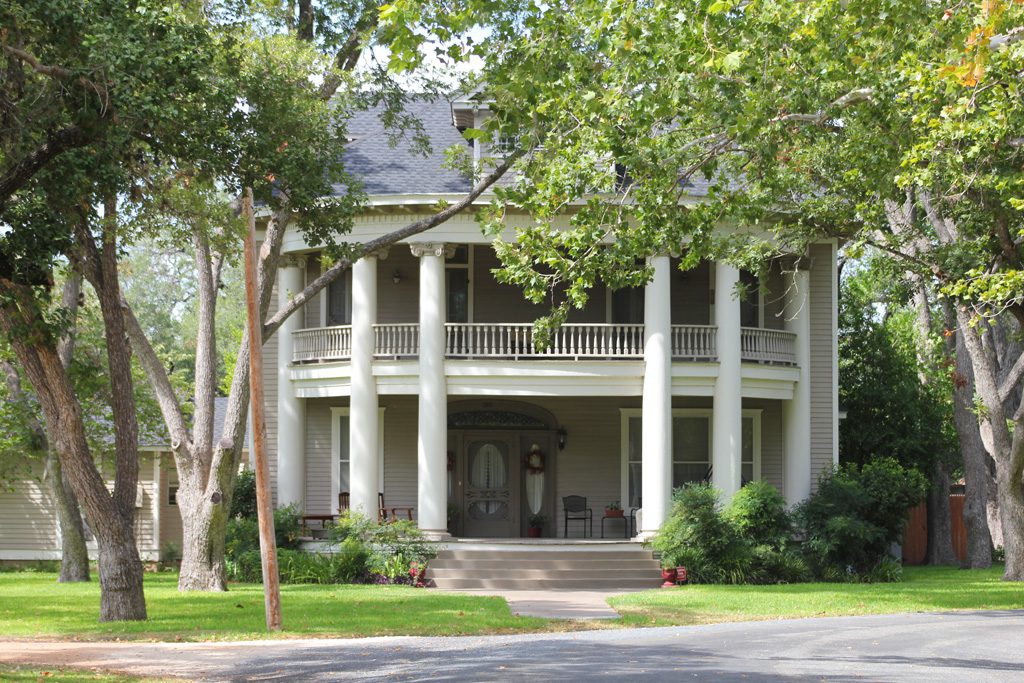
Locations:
0;397;245;561
266;97;839;540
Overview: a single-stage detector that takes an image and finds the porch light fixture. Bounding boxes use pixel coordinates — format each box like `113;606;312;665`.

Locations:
392;269;402;284
557;426;567;451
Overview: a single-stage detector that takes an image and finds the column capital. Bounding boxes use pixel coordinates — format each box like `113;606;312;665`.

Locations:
409;242;456;259
280;254;307;269
777;254;813;273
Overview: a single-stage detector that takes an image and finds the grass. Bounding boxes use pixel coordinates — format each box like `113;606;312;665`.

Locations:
0;572;551;641
0;665;173;682
610;565;1024;626
1;566;1021;642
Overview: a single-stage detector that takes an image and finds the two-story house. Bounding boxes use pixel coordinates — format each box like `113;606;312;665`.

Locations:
264;97;839;541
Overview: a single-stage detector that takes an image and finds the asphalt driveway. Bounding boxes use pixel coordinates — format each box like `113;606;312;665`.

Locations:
3;610;1023;682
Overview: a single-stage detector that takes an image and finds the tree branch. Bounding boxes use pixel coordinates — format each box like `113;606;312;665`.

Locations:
262;150;523;339
0;124;99;205
999;350;1024;405
771;88;874;125
122;301;191;454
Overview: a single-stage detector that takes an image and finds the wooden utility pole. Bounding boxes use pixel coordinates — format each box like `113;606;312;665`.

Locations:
242;188;283;631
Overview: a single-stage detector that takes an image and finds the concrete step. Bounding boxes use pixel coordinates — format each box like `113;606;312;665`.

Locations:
435;549;653;561
427;558;661;571
427;567;659;580
429;577;663;590
426;544;662;592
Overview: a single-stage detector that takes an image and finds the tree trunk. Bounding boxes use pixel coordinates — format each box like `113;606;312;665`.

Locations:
49;452;90;582
925;460;958;565
987;488;1004;551
95;519;147;622
178;504;229;591
995;461;1024;580
176;465;232;591
952;331;994;568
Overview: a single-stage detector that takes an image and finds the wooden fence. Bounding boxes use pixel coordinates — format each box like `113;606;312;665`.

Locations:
902;494;967;565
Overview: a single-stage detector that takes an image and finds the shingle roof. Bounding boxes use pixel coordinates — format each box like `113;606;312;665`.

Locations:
334;99;473;196
137;397;250;451
334;97;716;199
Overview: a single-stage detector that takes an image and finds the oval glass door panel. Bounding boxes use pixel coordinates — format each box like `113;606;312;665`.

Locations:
463;437;518;537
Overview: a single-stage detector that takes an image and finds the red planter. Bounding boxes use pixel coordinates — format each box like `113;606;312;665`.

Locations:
527;526;542;538
660;567;677;588
604;508;624;518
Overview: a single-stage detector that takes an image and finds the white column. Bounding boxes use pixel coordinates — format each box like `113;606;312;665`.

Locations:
349;255;380;516
276;257;307;509
712;261;742;502
640;255;673;537
784;265;812;505
412;243;450;537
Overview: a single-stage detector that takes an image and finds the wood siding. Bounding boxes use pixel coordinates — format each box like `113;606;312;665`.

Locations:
0;454;164;560
809;242;837;485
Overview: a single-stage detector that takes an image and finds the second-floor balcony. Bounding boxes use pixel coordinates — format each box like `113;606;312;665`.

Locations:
292;323;796;366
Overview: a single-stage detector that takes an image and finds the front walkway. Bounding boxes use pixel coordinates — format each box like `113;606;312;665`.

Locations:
3;611;1023;681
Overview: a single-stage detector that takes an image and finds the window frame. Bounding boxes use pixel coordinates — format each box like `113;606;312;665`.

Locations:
620;408;762;508
330;406;386;514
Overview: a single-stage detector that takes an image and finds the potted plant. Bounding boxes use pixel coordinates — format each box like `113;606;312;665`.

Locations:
604;500;624;518
659;561;675;589
527;513;546;537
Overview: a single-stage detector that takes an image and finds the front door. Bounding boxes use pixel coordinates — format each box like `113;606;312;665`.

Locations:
462;434;519;538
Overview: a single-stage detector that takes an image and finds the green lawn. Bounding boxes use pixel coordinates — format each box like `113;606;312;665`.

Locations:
610;565;1024;626
0;666;171;682
2;567;1021;641
0;572;551;641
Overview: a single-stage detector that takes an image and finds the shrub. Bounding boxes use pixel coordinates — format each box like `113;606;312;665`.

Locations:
724;480;791;547
230;469;257;520
652;483;754;584
796;457;926;580
226;511;436;585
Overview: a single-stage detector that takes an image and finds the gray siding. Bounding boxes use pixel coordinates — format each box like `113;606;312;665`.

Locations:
378;250;420;323
809;242;837;485
304;258;322;328
747;399;785;495
670;259;711;325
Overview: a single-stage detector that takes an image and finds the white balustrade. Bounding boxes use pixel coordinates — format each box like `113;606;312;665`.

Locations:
670;325;718;360
292;322;797;365
740;327;797;365
373;323;420;358
445;323;645;359
292;326;352;362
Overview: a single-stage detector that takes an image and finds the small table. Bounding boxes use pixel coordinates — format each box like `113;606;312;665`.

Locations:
601;513;629;538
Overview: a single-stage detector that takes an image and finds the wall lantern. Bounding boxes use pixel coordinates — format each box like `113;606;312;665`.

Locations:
392;269;402;284
556;426;568;451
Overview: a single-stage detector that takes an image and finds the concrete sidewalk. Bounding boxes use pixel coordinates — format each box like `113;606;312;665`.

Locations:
438;588;625;619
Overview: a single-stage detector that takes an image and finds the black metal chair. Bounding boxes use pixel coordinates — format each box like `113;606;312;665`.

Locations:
562;495;592;538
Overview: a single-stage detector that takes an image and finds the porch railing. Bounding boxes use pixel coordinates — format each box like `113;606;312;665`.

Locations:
293;325;352;362
740;327;797;365
293;323;798;366
445;323;645;359
670;325;718;360
374;323;419;358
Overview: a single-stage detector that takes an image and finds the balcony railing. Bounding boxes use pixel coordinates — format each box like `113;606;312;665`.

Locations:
741;327;797;365
374;323;419;358
671;325;717;360
446;323;644;359
293;325;352;362
292;323;797;366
